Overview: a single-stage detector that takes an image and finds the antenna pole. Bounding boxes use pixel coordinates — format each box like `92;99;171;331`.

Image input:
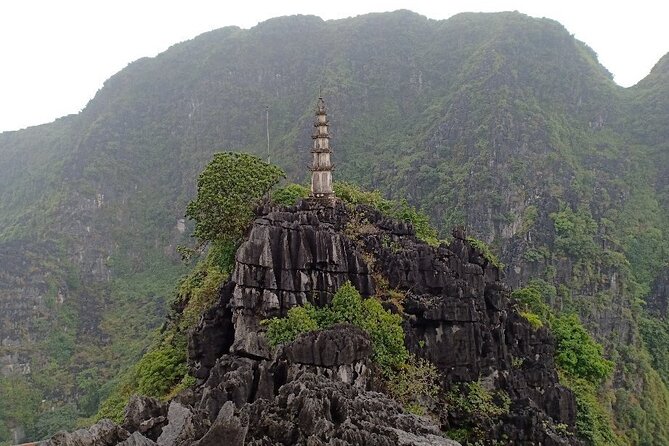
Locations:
266;106;270;163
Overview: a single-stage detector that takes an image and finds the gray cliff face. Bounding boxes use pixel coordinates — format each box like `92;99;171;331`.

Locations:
648;268;669;317
48;199;577;445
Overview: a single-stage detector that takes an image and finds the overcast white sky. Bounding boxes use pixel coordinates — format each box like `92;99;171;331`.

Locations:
0;0;667;133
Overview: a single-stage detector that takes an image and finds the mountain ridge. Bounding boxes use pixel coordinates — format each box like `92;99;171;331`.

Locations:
0;10;667;445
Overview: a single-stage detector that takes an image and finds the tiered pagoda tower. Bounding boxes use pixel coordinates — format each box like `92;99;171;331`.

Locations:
309;97;334;199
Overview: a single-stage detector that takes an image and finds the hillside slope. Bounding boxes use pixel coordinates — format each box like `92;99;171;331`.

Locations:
0;10;667;444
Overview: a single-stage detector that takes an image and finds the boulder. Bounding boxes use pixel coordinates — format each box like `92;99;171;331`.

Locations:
47;419;129;446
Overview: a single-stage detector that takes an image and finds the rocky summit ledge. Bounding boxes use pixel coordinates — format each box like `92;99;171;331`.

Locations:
43;199;577;445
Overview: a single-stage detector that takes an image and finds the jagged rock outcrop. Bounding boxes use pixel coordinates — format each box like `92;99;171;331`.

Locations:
47;419;130;446
49;199;578;445
122;396;168;441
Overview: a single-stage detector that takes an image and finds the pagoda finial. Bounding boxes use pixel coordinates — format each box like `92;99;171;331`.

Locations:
309;97;334;199
317;96;326;114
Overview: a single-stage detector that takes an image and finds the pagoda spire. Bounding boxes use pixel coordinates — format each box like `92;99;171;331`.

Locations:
309;97;335;199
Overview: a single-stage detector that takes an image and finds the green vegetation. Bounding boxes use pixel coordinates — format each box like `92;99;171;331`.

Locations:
640;316;669;385
520;311;543;329
511;280;552;322
265;282;408;372
550;206;598;260
0;376;42;445
387;355;439;416
272;183;310;206
333;182;439;245
552;314;614;385
0;9;667;444
446;381;511;444
264;306;319;346
466;236;504;269
185;152;285;247
135;338;188;397
264;281;439;414
561;374;621;446
447;381;511;419
97;226;236;423
512;282;620;445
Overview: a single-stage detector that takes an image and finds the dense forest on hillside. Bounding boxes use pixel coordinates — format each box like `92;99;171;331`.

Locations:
0;10;667;445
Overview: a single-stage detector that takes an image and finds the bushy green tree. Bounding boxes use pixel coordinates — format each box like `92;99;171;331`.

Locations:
272;183;310;206
511;280;552;323
185;152;284;246
550;206;598;259
553;314;614;385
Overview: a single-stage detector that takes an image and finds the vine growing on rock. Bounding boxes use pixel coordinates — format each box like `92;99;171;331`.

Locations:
333;182;440;246
465;236;504;269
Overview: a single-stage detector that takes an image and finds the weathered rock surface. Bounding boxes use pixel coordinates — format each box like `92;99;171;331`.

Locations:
648;267;669;317
46;419;129;446
117;432;157;446
284;324;372;367
122;396;167;441
49;199;578;445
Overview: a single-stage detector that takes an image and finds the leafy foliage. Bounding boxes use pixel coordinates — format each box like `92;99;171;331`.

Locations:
513;280;550;330
272;183;310;206
446;381;511;443
185;152;285;245
0;376;41;445
561;374;622;446
466;236;504;269
264;282;442;412
0;9;667;442
135;339;187;397
387;355;439;415
333;182;393;211
334;182;439;245
96;242;232;423
511;282;619;444
640;316;669;385
265;282;408;372
550;206;598;260
31;405;78;442
520;311;543;329
552;314;614;385
447;381;511;419
264;306;319;346
358;297;409;371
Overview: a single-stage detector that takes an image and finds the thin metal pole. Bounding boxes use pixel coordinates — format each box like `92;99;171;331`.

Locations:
266;106;270;163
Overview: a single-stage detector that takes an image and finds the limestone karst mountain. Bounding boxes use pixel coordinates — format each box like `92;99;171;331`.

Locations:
44;200;576;445
0;9;667;445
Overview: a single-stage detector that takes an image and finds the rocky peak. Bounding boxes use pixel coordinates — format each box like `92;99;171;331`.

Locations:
46;199;577;445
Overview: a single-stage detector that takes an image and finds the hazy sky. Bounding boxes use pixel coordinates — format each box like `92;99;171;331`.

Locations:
1;0;667;133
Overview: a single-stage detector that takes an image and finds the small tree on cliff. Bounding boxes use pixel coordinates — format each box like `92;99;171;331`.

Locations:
185;152;285;250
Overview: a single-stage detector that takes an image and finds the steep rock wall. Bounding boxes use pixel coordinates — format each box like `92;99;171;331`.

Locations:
185;200;576;445
46;199;577;445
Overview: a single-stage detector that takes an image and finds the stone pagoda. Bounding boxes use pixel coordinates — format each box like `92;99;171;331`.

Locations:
309;97;335;199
